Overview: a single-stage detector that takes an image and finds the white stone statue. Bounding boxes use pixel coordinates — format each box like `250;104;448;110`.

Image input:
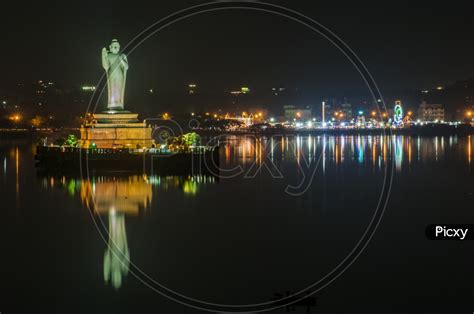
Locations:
102;39;128;111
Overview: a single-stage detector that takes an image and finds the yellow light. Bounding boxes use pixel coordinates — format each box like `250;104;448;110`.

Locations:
371;111;376;116
467;111;472;117
408;111;413;116
213;114;218;118
10;114;21;122
162;113;170;120
296;112;302;118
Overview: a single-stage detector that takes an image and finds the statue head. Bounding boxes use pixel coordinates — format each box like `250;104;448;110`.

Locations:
109;39;120;54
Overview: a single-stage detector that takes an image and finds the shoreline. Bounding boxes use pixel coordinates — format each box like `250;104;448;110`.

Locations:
195;124;474;137
1;124;473;140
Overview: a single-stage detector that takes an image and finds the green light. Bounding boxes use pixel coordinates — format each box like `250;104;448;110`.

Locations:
67;179;76;196
63;134;78;147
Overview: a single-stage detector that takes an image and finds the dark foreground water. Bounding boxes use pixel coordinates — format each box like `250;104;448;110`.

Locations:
0;135;473;313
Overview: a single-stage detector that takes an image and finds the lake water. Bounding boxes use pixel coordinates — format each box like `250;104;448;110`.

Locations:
0;135;473;313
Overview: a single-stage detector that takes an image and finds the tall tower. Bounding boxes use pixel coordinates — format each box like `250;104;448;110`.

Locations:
322;101;326;126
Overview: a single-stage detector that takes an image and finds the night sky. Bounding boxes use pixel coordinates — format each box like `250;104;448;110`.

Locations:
1;1;473;105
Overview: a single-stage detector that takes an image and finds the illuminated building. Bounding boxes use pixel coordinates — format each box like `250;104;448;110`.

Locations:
241;87;250;94
248;108;268;121
340;102;353;120
418;101;445;122
81;85;96;91
188;83;197;94
230;86;251;95
284;105;312;121
222;112;258;126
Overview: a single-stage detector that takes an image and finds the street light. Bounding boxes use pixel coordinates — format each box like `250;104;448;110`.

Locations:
10;114;21;122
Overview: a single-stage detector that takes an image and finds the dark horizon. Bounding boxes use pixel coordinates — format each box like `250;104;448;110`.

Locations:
1;1;473;91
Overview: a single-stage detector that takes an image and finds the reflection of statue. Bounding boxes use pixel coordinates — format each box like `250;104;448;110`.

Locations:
103;210;130;289
80;176;152;289
102;39;128;111
43;175;214;290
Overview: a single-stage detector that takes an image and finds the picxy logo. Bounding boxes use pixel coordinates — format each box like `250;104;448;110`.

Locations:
426;224;473;241
435;226;468;240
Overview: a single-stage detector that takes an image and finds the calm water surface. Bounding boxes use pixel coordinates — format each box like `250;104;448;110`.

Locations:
0;135;473;313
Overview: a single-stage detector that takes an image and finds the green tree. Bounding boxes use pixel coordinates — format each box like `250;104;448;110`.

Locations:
167;132;201;152
63;134;78;147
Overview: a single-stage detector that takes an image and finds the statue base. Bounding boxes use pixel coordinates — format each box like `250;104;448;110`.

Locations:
80;111;154;149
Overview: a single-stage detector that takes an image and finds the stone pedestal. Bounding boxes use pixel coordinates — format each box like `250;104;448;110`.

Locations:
80;112;154;149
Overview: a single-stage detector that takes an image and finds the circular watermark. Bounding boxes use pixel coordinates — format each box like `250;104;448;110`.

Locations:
80;1;394;312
